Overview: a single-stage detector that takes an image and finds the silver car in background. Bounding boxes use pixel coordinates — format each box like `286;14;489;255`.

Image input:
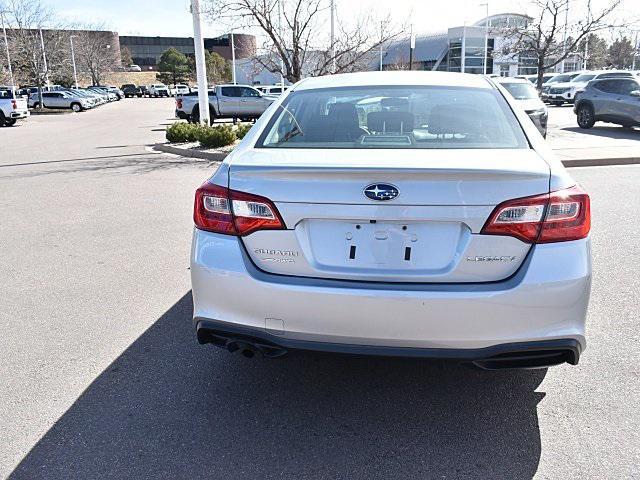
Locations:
28;91;92;111
574;77;640;129
191;72;591;369
495;77;548;137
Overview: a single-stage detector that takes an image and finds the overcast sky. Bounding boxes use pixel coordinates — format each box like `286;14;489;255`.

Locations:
43;0;637;39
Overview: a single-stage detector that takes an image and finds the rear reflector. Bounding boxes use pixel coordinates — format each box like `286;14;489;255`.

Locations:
481;185;590;243
194;182;285;236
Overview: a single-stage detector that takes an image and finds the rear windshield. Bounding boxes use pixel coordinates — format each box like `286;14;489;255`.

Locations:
257;85;528;149
573;74;596;82
501;82;539;100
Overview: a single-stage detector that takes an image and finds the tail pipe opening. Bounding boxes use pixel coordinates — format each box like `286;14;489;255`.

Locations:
197;323;287;359
473;347;579;370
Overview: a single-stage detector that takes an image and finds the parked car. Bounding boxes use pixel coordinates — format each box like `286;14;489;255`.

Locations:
80;87;108;105
177;84;274;123
128;64;142;72
88;87;118;102
61;88;98;108
495;77;548;137
547;70;635;105
256;84;288;97
17;86;39;97
190;71;592;369
170;84;190;96
121;84;143;98
541;72;581;101
574;77;640;129
106;86;125;100
93;87;118;102
139;85;150;97
518;73;555;87
28;91;91;112
0;88;29;126
148;83;170;97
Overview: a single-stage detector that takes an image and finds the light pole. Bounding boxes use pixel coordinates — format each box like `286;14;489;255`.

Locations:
379;20;384;71
70;35;78;88
329;0;336;73
560;2;569;73
189;0;209;125
480;3;489;74
230;31;236;84
633;31;639;71
1;10;15;91
39;28;49;88
408;23;414;71
278;0;284;87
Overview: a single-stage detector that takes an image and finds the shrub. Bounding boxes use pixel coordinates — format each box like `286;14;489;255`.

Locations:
235;122;253;140
166;122;202;143
197;124;237;148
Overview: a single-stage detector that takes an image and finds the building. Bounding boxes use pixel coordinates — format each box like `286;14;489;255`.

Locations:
119;33;256;70
381;13;578;76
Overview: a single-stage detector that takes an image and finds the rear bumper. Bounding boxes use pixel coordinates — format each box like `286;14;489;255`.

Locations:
175;109;189;119
548;92;573;102
10;110;29;119
191;230;591;360
196;318;581;368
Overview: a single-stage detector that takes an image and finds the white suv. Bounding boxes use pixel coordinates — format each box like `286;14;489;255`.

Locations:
547;70;635;105
148;83;170;97
190;72;591;369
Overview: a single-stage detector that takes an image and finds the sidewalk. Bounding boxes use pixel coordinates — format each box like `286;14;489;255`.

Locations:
547;107;639;167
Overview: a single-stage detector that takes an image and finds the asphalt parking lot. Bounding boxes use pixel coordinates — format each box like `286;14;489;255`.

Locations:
1;98;639;479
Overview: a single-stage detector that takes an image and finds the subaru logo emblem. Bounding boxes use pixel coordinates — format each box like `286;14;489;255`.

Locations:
364;183;399;201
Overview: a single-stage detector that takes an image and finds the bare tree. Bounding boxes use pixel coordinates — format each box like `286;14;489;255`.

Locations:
1;0;69;92
504;0;626;88
73;26;119;86
205;0;398;83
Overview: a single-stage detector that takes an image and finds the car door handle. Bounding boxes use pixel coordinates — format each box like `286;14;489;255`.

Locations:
240;99;248;102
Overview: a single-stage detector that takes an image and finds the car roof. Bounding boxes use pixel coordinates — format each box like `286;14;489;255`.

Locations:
494;77;530;84
294;71;492;91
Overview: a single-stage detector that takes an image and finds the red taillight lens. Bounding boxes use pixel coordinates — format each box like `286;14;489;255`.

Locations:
194;182;285;236
176;98;183;109
481;185;590;244
11;100;17;110
539;185;590;243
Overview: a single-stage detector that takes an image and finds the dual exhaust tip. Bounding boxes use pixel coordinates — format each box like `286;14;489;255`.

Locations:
197;327;288;359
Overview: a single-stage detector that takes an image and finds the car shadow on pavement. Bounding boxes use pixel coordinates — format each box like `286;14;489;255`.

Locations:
9;292;547;480
561;126;639;139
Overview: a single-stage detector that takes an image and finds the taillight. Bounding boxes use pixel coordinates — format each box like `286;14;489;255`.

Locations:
176;98;183;109
481;185;590;243
194;182;285;236
11;100;17;110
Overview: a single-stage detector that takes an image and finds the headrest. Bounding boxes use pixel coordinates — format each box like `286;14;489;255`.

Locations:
328;102;359;125
427;105;482;135
367;111;415;133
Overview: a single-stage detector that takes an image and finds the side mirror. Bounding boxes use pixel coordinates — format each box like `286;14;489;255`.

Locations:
630;90;640;97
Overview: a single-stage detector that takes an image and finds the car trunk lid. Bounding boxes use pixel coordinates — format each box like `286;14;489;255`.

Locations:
229;148;550;283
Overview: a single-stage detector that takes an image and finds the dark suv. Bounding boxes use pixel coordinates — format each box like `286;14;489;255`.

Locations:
121;84;143;98
574;78;640;129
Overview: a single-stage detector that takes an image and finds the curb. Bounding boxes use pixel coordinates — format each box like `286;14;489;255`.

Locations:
154;143;640;169
560;157;640;168
28;110;72;116
152;143;228;161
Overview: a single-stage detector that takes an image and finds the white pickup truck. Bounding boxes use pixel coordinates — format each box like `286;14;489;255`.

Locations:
175;84;275;123
0;89;29;127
